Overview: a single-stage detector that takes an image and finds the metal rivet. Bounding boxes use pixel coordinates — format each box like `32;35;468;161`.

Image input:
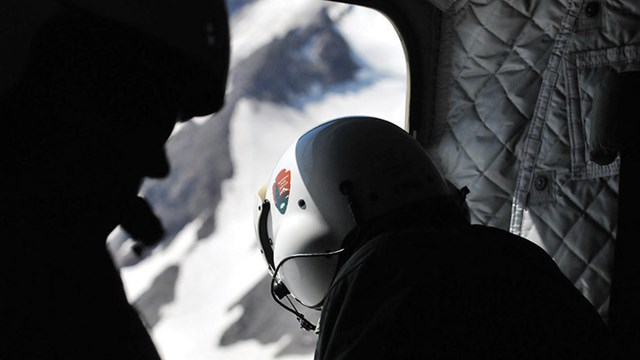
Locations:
585;1;600;18
534;175;548;191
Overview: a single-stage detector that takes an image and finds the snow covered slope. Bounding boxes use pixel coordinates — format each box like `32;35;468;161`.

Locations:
109;1;407;358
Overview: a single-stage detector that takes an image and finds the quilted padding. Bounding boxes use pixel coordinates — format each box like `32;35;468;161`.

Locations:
425;0;640;318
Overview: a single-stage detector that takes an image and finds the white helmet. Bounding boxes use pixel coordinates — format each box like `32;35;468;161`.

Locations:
255;116;468;323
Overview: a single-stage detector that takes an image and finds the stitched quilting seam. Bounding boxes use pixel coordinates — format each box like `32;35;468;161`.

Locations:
510;0;583;235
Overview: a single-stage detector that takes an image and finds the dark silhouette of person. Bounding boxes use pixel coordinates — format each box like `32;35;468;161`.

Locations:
316;221;618;359
1;1;229;359
255;117;619;359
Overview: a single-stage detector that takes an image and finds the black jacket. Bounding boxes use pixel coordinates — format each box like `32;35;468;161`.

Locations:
315;225;616;359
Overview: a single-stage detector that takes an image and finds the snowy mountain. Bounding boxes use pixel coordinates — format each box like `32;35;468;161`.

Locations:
107;0;407;359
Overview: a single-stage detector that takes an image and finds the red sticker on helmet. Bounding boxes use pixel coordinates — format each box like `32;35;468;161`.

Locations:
273;169;291;214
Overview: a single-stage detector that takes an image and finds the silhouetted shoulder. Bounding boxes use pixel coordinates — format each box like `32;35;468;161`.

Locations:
316;226;617;360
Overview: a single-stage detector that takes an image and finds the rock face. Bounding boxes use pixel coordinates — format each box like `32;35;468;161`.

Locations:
234;8;359;106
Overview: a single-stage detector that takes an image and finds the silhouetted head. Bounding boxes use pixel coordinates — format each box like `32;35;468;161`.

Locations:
1;0;230;237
